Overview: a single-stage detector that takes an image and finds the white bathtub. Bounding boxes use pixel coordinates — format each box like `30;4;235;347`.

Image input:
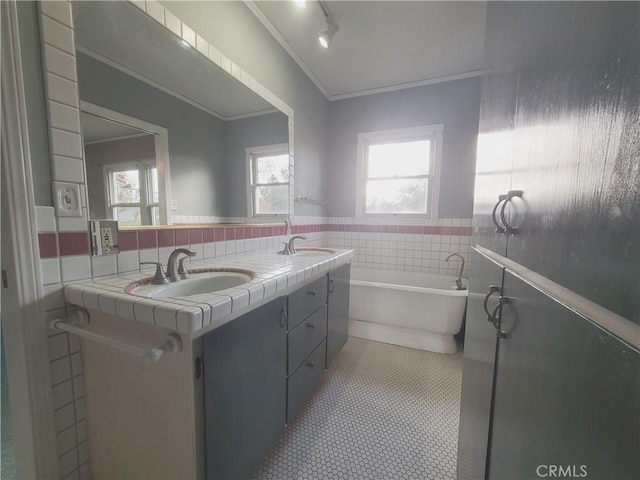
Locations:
349;268;468;354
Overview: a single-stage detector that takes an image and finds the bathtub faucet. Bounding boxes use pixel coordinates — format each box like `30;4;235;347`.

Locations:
445;253;466;290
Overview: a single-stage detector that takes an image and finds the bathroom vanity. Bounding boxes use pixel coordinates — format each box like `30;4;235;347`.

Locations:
64;249;352;479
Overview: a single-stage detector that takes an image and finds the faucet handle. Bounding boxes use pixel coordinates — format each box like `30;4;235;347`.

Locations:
177;257;190;279
279;242;291;255
140;262;169;285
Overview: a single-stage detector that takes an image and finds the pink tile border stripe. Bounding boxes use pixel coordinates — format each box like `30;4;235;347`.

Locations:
37;223;471;258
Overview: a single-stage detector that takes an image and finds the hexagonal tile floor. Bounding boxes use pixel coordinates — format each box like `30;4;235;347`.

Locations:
255;337;463;480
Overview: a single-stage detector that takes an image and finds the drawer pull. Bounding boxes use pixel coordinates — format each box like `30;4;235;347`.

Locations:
307;322;316;329
307;289;317;296
280;309;288;328
306;361;315;368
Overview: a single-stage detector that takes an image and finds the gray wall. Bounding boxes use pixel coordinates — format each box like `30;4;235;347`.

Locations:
224;112;289;217
162;1;329;217
77;53;228;217
17;1;52;206
84;135;156;219
327;77;482;218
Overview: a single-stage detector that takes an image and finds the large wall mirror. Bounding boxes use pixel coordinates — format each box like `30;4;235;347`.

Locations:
71;1;292;227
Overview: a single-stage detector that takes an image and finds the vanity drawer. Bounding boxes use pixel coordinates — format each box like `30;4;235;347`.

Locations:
288;276;328;329
288;304;327;373
287;340;326;422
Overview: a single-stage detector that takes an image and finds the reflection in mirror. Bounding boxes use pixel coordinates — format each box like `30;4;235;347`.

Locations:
81;106;167;226
72;1;290;226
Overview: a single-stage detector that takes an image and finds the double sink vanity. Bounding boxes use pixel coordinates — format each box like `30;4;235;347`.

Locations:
63;244;352;479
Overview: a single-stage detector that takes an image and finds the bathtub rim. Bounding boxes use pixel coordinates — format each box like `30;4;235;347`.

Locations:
350;278;469;297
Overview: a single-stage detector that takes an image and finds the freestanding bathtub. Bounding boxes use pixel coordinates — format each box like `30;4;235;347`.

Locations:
349;268;468;354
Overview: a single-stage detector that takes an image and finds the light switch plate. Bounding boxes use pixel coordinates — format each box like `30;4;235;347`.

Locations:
53;182;82;217
89;220;119;256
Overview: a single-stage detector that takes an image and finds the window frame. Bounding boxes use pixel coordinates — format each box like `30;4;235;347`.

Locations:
355;125;443;220
245;143;290;220
103;158;160;226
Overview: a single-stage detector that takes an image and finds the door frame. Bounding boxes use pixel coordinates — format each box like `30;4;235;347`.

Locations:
1;1;59;477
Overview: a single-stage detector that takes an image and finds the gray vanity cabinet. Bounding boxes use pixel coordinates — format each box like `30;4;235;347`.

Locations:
286;276;329;422
203;296;287;480
326;263;351;367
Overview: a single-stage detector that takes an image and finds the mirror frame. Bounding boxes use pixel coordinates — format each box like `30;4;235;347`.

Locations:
38;0;294;228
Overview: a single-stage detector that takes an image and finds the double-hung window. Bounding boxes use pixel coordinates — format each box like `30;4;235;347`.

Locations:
356;125;443;218
246;144;289;218
105;160;159;226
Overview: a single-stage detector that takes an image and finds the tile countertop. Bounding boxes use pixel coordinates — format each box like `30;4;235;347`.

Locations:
63;249;353;337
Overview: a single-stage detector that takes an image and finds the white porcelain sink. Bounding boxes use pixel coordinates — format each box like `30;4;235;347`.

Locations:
127;269;255;298
291;248;336;257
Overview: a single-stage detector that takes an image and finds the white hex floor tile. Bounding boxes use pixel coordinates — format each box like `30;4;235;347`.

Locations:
255;337;462;480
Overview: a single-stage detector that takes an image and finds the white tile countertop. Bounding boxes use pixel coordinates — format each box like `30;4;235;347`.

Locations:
63;248;353;337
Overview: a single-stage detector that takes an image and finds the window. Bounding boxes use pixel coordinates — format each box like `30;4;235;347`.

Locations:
246;144;289;217
105;160;159;226
356;125;443;218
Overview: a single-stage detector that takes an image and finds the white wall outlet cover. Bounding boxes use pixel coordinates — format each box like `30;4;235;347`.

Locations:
53;182;83;217
171;199;178;211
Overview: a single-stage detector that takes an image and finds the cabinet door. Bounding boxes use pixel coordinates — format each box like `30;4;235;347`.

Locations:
488;272;640;479
203;297;287;480
503;1;640;324
457;248;505;479
326;264;351;367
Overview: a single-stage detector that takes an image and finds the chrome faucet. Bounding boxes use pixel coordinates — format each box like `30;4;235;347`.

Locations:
166;248;197;282
446;253;466;290
279;235;307;255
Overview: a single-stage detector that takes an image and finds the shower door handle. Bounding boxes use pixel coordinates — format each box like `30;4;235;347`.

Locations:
500;190;524;234
491;194;508;233
489;296;510;338
483;285;502;322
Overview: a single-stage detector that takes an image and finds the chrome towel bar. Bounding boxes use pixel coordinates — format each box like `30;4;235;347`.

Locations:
50;310;182;362
295;194;330;206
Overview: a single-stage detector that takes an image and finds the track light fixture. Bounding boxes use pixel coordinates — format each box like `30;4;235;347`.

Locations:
318;20;338;48
317;1;338;48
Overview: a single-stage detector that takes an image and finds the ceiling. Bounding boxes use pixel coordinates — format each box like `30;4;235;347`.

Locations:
249;1;487;100
80;112;149;144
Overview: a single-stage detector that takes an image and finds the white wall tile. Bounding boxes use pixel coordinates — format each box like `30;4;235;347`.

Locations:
41;15;74;54
50;128;83;159
145;0;165;24
45;73;78;108
56;426;77;456
52;380;74;410
36;206;57;232
117;250;139;273
138;248;159;265
74;397;85;421
57;211;88;232
70;352;83;377
60;256;91;282
164;9;181;36
44;45;77;82
58;447;78;478
50;357;72;385
52;155;84;183
91;254;117;277
73;375;84;399
43;285;66;311
41;258;62;285
48;99;81;133
181;23;196;47
48;333;70;361
55;403;75;433
40;1;73;28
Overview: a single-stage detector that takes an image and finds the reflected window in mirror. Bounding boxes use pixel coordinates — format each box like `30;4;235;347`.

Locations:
247;144;290;218
105;160;160;226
